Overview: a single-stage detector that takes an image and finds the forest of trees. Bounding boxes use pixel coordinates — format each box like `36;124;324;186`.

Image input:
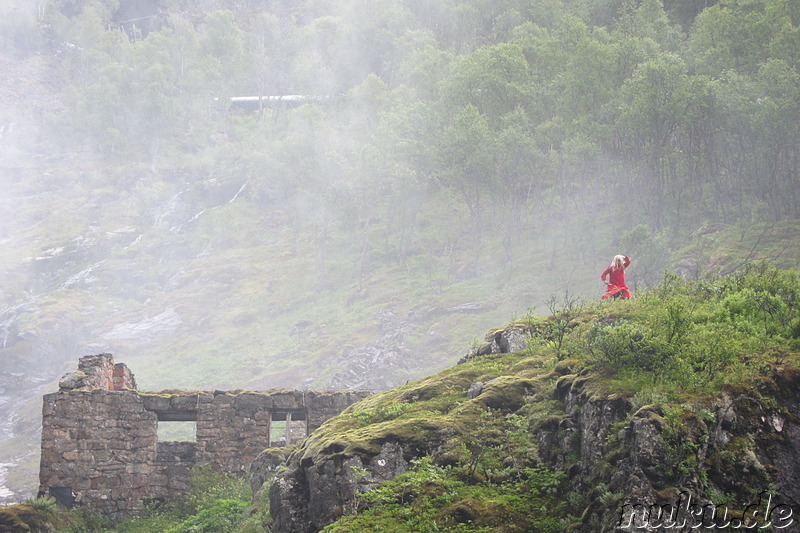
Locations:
2;0;799;282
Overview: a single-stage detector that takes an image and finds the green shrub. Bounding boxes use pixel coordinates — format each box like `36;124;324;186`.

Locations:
173;467;252;517
165;500;249;533
587;321;675;378
586;264;800;390
109;467;253;533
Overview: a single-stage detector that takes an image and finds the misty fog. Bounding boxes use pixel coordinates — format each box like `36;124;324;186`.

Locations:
1;0;799;503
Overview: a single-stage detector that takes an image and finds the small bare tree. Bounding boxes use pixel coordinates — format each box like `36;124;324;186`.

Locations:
544;292;584;359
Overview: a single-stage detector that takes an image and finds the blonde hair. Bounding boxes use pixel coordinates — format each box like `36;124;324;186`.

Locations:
612;255;626;270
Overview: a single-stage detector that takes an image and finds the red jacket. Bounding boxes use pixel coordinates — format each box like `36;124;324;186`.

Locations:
601;256;631;287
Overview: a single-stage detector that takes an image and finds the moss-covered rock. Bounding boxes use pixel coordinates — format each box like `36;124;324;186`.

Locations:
0;500;79;533
267;268;800;533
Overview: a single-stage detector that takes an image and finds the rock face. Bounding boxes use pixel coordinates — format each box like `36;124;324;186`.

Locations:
267;326;800;533
39;354;371;518
326;304;417;391
327;302;498;391
270;441;409;533
249;448;293;496
547;371;800;531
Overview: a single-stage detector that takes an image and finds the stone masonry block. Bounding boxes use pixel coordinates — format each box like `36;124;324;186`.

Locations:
170;394;200;411
141;395;172;412
234;393;270;411
271;393;302;409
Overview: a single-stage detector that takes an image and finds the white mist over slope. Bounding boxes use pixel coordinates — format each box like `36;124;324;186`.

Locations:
2;0;798;505
0;51;597;504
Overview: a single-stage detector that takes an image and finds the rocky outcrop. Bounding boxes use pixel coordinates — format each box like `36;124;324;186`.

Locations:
249;448;293;496
458;324;529;364
270;441;409;533
541;369;800;531
327;306;418;391
267;357;800;533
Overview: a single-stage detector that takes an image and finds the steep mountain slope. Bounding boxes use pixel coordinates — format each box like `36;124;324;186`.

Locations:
1;0;800;506
0;48;598;501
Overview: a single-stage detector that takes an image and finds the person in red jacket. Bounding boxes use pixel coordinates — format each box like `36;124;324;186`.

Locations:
601;254;631;299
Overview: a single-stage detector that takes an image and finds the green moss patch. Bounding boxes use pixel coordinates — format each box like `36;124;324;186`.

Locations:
0;500;82;533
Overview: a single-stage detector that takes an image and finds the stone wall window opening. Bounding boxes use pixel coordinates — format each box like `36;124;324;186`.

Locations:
270;411;307;447
157;420;197;442
49;486;75;508
42;354;373;518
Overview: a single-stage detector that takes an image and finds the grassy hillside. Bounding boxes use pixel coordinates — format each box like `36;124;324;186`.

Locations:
3;263;798;532
299;264;800;532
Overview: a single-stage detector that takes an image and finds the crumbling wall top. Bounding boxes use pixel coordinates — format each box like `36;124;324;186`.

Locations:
58;353;137;391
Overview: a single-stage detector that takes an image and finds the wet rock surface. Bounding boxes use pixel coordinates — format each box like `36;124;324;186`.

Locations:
269;441;410;533
267;359;800;533
327;302;495;390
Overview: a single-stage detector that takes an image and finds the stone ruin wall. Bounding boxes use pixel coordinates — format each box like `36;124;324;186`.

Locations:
39;354;372;517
